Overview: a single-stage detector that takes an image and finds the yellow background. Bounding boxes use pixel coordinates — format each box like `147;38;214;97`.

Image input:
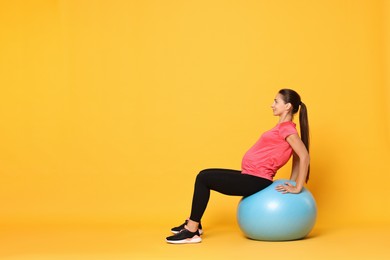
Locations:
1;0;390;259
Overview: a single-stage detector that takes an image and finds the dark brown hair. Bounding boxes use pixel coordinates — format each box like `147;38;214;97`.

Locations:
279;89;310;182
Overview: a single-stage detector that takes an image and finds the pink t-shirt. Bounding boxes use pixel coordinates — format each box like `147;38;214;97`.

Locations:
241;121;298;181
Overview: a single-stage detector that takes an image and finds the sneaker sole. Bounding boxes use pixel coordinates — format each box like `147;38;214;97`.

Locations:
166;236;202;244
171;229;203;235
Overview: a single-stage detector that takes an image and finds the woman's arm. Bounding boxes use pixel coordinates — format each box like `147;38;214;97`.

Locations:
276;133;310;194
290;152;300;181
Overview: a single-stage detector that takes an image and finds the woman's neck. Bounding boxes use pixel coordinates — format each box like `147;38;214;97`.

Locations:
278;113;292;124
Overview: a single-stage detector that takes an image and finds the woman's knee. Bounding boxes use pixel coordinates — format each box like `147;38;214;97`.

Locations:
196;169;214;183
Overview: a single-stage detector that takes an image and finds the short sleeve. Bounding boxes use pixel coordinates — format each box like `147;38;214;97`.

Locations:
279;122;298;140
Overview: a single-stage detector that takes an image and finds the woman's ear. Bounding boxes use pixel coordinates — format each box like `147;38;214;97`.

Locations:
285;102;292;111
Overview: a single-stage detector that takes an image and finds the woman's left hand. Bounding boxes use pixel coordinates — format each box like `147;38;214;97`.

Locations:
275;182;302;194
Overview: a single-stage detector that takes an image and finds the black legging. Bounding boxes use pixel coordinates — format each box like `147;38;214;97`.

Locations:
190;168;273;222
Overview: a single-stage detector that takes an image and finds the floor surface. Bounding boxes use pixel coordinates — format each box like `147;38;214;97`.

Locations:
1;223;389;259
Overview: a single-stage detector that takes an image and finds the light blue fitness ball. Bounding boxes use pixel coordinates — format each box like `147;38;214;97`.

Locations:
237;179;317;241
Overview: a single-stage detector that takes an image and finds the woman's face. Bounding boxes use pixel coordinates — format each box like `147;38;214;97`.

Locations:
271;94;289;116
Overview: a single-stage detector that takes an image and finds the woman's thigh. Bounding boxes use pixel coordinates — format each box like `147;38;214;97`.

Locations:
196;168;272;197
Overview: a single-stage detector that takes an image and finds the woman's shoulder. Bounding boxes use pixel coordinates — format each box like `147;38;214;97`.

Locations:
278;121;296;128
277;121;298;138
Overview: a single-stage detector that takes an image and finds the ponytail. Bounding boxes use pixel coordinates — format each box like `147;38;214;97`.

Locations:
299;102;310;182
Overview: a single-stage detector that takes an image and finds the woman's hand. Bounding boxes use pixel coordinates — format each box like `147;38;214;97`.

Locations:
275;182;302;194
